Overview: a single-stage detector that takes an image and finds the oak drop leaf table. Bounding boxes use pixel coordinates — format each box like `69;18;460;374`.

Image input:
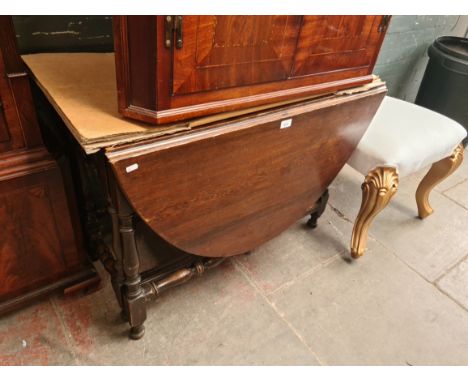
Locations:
23;53;386;339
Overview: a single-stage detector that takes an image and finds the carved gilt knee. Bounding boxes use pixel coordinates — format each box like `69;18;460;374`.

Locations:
416;144;464;219
351;166;399;258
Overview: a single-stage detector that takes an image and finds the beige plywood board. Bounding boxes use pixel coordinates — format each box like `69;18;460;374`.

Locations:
22;53;190;154
22;53;386;154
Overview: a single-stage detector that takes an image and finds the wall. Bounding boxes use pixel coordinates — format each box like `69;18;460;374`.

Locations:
374;15;468;102
12;15;468;103
12;16;113;53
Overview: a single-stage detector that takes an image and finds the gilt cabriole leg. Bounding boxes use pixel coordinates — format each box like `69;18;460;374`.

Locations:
416;144;464;219
351;167;399;258
115;189;147;340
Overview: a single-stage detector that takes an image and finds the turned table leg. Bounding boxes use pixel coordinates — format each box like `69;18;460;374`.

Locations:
116;189;147;340
416;144;464;219
307;189;329;229
108;204;125;309
351;167;398;258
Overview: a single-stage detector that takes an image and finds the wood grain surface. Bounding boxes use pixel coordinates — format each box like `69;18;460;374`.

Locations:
107;87;386;257
114;16;390;125
0;17;97;312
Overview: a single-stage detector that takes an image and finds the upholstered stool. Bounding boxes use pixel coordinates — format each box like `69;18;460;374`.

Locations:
347;96;467;258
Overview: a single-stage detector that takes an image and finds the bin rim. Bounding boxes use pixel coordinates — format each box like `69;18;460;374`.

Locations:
433;36;468;61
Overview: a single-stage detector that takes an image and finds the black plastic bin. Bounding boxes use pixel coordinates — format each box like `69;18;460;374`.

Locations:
416;36;468;145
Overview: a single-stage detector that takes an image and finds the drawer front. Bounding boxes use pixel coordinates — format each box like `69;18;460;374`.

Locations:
107;87;386;257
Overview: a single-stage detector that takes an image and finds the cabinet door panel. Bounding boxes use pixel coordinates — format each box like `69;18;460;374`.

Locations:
292;16;383;77
0;165;84;301
0;91;25;153
0;52;26;153
172;16;302;95
0;103;9;143
0;92;25;153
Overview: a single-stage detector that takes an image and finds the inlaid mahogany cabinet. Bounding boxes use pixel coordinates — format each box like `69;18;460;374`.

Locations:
114;15;390;124
0;17;97;314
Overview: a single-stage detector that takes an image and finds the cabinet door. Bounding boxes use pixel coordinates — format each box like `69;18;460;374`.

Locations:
0;84;25;153
291;16;385;78
115;15;389;124
0;161;86;302
0;52;26;153
0;17;42;154
171;16;302;95
0;101;9;143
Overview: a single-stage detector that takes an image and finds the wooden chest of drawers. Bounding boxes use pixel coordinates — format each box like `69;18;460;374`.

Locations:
0;17;97;313
114;16;390;124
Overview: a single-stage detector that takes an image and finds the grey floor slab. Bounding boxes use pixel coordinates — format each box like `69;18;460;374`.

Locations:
235;209;352;295
399;148;468;194
329;164;468;281
52;261;318;365
444;179;468;210
269;239;468;365
144;260;319;365
3;151;468;366
51;272;144;365
437;256;468;311
0;299;78;365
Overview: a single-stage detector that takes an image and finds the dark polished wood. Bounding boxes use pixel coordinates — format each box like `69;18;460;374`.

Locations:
99;86;385;338
29;78;210;338
114;15;390;125
0;16;98;314
0;34;40;152
107;87;386;258
102;163;228;338
307;189;330;229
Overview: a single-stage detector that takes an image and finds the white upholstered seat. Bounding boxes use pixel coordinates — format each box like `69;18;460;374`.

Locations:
345;96;466;259
348;96;467;177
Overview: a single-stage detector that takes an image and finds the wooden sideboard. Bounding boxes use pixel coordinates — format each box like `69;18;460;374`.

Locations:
0;17;98;314
114;16;390;124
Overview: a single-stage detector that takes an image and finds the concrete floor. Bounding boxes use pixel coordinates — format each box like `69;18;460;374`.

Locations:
2;151;468;365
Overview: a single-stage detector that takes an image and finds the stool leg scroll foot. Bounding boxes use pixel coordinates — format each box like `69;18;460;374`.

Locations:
351;167;399;258
416;144;464;219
